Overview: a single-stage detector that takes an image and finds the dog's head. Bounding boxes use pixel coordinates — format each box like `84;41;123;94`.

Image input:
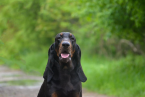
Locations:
55;32;76;63
43;32;87;83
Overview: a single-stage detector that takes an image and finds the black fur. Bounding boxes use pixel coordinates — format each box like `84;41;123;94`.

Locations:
37;32;87;97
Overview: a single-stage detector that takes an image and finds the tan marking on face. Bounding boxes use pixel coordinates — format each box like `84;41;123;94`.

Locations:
55;49;59;57
70;41;75;57
70;33;72;37
51;92;58;97
60;33;63;36
63;66;68;69
59;40;63;55
71;49;75;57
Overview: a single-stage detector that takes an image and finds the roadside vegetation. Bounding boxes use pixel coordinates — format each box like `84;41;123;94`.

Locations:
1;52;145;97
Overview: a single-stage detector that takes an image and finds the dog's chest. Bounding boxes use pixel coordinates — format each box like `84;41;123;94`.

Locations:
51;71;80;90
50;81;80;97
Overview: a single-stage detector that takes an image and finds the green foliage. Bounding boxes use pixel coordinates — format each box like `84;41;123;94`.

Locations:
21;52;48;74
71;0;145;44
0;0;145;58
0;0;79;59
82;55;145;97
1;51;48;75
0;0;145;96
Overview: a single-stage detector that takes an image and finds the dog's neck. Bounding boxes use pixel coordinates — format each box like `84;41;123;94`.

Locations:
59;61;72;69
57;61;75;90
52;60;79;91
59;61;73;78
54;60;74;81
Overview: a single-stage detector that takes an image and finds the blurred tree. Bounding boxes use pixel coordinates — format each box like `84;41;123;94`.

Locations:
72;0;145;42
0;0;79;58
0;0;145;59
70;0;145;55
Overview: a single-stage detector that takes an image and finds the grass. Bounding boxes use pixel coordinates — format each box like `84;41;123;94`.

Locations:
1;52;145;97
0;51;48;75
0;80;39;86
82;55;145;97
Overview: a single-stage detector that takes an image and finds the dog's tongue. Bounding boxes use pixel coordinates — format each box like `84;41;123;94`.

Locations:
61;53;69;58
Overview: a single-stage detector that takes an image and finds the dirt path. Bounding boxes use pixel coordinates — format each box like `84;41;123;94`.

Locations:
0;65;109;97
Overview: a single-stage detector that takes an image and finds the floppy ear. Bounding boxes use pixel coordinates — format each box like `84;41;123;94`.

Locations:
75;44;87;82
43;43;55;83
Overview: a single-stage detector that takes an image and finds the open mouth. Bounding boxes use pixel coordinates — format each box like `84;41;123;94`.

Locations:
61;53;69;58
59;50;71;59
59;51;71;63
61;53;70;58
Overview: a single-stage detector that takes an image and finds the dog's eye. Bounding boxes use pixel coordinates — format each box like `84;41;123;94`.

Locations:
57;36;63;40
71;37;75;41
57;37;61;40
55;37;62;42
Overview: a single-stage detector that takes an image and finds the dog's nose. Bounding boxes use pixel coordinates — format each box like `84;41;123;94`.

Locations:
62;41;70;48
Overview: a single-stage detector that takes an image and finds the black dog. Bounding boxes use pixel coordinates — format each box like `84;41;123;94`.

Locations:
37;32;87;97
